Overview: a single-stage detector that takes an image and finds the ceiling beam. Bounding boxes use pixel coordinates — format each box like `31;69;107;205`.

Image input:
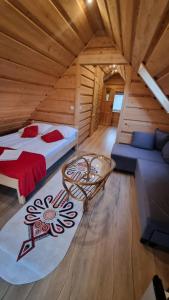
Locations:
78;47;128;65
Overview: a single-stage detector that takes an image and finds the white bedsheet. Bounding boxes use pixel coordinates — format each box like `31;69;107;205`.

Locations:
0;132;38;149
18;135;77;169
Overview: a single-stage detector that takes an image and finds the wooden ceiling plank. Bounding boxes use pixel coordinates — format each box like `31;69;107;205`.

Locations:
143;2;169;65
54;0;93;45
119;0;137;62
96;0;115;43
117;65;126;81
8;0;84;56
0;0;74;67
0;57;57;87
78;0;105;34
146;22;169;77
132;0;168;71
0;32;65;77
106;0;123;51
86;36;115;48
157;72;169;96
0;77;53;96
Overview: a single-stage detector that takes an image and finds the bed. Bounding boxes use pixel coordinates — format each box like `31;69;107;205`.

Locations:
0;122;78;204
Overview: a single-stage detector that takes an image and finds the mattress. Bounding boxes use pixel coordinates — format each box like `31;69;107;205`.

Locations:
0;125;78;169
20;135;77;169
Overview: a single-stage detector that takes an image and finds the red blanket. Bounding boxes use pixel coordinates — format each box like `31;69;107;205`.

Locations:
0;147;46;197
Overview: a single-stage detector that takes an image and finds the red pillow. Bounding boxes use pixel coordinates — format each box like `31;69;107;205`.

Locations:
41;130;64;143
21;125;38;138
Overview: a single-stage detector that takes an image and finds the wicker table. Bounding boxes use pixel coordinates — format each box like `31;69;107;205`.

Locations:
62;153;116;211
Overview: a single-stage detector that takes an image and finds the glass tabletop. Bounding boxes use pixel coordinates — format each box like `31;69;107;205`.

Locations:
62;153;116;184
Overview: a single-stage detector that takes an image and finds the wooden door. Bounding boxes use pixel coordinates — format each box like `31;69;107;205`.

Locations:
100;89;115;125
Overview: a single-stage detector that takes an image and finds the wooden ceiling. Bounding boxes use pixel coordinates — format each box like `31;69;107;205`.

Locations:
0;0;168;78
0;0;168;92
94;0;169;96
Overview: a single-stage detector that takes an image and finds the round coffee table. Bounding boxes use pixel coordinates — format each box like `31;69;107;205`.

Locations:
62;153;116;211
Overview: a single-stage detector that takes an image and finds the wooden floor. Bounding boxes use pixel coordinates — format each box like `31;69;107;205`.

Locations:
0;126;169;300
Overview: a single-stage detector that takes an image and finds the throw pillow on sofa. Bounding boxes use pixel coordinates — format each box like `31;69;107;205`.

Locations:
155;128;169;150
131;131;155;150
162;141;169;163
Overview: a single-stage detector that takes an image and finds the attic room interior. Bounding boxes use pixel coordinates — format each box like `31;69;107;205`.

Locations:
0;0;169;299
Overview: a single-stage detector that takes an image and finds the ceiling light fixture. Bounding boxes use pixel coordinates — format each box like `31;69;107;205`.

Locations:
86;0;93;4
112;64;116;68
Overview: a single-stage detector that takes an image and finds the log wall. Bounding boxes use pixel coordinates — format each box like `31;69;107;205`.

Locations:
0;57;55;135
117;68;169;144
77;65;95;144
32;65;76;125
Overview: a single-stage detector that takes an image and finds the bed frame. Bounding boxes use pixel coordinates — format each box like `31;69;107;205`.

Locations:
0;121;78;204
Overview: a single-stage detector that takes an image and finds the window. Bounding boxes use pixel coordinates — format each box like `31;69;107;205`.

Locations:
112;93;124;112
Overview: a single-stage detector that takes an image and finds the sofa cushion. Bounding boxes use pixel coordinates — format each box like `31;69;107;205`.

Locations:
111;144;164;172
155;128;169;150
131;131;155;150
162;141;169;163
135;159;169;231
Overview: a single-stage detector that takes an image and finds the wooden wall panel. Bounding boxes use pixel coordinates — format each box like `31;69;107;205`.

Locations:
117;68;169;144
80;67;95;80
0;58;56;86
0;58;55;134
80;86;94;96
80;95;93;104
32;65;76;125
79;111;92;121
32;111;74;125
75;65;104;144
77;65;95;143
90;66;104;134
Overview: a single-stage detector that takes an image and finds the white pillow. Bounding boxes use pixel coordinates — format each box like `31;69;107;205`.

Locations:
50;125;78;139
18;122;54;135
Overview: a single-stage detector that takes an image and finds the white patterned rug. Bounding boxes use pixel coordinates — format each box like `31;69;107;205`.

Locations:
0;170;83;285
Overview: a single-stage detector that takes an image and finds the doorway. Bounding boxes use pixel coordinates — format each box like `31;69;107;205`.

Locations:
99;65;125;128
76;63;126;144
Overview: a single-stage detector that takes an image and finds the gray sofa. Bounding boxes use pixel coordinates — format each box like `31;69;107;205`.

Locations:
111;138;169;252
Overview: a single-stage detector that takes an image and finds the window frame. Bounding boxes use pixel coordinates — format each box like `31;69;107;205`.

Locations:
112;93;124;112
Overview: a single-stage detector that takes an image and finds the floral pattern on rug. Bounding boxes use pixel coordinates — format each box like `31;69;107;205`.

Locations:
17;190;78;261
